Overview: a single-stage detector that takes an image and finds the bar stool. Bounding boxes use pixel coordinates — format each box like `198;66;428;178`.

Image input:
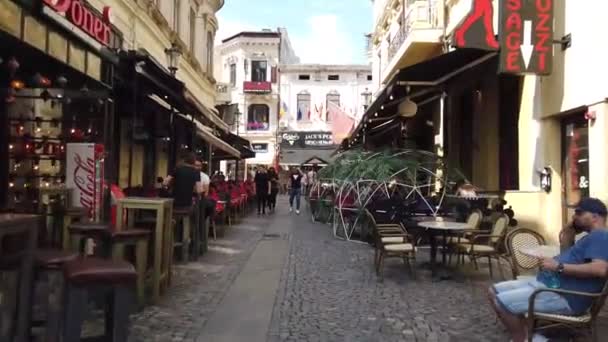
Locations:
60;207;89;249
32;249;79;340
172;208;192;262
62;258;136;342
68;223;150;306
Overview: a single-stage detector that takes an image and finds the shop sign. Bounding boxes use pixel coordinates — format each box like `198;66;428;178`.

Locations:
280;131;334;148
42;0;114;47
498;0;554;75
453;0;555;75
251;143;268;153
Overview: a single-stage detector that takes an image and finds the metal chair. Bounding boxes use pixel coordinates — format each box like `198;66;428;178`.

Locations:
527;280;608;342
455;214;510;278
505;228;546;279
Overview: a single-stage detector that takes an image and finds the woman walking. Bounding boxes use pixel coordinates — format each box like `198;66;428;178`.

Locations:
254;166;270;215
267;167;279;213
289;168;304;215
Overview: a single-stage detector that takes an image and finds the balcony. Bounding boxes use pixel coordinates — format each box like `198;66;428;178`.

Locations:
243;81;272;94
216;82;231;104
381;0;444;84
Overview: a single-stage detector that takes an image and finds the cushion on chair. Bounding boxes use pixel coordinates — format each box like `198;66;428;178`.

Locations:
458;244;495;253
34;249;79;267
530;312;592;323
381;237;406;243
384;243;415;252
63;258;136;286
436;236;470;244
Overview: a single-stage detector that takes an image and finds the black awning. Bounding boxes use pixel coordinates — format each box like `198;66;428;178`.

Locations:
345;48;497;150
225;133;256;159
117;50;189;114
280;148;336;166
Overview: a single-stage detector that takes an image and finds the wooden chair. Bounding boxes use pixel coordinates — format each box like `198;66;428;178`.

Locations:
504;228;546;279
527;280;608;342
455;214;510;278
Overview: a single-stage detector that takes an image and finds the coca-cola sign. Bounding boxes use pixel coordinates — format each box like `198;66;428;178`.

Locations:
42;0;113;46
66;143;104;220
72;153;96;211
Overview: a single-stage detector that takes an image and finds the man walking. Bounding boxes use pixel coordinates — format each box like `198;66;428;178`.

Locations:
254;166;270;215
289;168;303;215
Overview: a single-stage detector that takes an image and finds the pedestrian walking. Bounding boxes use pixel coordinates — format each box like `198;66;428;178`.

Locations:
289;168;303;215
254;165;270;215
267;167;279;212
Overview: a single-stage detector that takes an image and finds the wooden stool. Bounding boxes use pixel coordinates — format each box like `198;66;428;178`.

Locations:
68;223;150;306
60;207;89;250
61;258;136;342
32;249;79;341
172;208;192;262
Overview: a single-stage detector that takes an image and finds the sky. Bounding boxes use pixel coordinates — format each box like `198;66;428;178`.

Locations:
216;0;373;65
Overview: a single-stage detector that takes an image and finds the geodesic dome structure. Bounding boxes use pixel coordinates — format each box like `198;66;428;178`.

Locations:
312;149;467;241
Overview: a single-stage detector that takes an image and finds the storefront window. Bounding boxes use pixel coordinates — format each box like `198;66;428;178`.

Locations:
562;116;589;212
247;104;269;131
326;91;340;122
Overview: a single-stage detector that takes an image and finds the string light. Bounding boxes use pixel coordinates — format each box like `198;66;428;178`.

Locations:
9;144;14;150
9;182;14;188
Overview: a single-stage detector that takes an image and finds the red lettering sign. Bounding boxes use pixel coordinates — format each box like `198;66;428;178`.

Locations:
498;0;554;74
43;0;113;46
72;153;96;216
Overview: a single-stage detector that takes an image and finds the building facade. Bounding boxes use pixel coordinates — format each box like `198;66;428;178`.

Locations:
278;64;373;166
0;0;232;213
363;0;608;243
214;29;299;170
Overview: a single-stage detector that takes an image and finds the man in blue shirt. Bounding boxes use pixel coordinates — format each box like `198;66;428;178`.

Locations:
488;198;608;342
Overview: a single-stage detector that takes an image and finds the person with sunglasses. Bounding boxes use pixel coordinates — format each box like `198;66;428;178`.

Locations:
487;197;608;342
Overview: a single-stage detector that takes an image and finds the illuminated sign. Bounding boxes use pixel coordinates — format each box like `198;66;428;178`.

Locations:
498;0;554;75
42;0;113;46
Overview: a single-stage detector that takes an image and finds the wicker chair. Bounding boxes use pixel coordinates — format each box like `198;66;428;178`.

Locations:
505;228;546;279
364;209;416;282
455;214;510;278
527;280;608;342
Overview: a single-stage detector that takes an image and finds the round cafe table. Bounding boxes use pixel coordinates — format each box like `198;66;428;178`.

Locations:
418;221;471;280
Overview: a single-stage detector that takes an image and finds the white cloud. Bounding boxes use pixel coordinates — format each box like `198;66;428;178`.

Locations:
290;15;357;64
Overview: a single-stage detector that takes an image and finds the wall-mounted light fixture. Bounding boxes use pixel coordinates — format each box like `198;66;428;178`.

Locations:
539;167;552;193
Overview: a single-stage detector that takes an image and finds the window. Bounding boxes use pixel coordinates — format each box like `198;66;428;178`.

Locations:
247;104;270;131
206;31;213;75
188;8;196;52
367;75;372;81
328;75;340;81
229;63;236;86
298;74;310;80
296;91;311;121
173;0;180;34
251;60;267;82
326;91;340;121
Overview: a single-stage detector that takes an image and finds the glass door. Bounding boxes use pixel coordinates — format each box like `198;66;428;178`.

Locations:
561;115;589;222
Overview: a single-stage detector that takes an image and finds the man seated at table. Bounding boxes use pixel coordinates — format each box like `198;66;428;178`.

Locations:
487;198;608;342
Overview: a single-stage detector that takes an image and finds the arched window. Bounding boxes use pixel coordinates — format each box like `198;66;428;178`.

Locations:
326;90;341;122
247;104;270;131
296;91;311;121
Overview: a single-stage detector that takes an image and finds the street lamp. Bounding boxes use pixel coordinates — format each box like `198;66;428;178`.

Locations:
165;42;182;76
361;88;372;111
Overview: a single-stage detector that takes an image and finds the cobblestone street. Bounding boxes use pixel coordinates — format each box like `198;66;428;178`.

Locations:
102;197;608;342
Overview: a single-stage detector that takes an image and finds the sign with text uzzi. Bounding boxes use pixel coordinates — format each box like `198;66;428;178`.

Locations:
280;132;334;148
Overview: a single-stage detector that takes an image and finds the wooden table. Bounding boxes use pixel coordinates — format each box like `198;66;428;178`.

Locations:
419;221;471;280
115;197;173;302
0;214;40;342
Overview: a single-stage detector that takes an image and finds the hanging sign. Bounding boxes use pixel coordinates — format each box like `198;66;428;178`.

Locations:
498;0;554;75
42;0;114;47
280;131;334;148
452;0;555;75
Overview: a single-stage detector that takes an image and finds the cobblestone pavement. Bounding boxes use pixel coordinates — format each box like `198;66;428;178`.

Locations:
267;203;608;342
79;212;269;342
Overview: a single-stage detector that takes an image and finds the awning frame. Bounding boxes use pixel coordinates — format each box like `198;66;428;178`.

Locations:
178;114;240;158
